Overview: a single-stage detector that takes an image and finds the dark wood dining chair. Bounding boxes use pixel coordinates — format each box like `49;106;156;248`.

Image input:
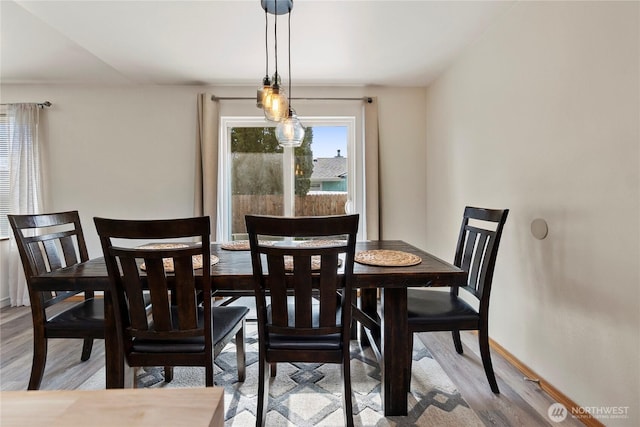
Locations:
94;216;248;387
407;206;509;393
8;211;105;390
245;214;359;427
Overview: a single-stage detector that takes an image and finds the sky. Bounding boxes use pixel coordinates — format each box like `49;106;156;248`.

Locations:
309;126;347;159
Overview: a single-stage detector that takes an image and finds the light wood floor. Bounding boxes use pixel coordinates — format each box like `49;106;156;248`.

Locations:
1;304;583;426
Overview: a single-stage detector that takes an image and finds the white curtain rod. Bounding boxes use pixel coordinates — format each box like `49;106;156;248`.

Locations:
211;95;372;103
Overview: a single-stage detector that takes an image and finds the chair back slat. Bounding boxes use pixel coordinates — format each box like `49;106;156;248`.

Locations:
60;235;80;266
145;257;173;333
452;207;509;310
264;253;289;327
463;227;492;297
27;242;50;276
173;257;199;330
319;253;339;327
292;255;312;328
118;256;150;331
42;239;63;270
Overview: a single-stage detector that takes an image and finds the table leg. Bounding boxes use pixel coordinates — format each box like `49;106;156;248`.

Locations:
359;288;378;347
380;287;409;416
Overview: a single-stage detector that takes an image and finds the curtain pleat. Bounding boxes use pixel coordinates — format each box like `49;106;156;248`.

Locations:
8;104;43;306
195;94;220;241
364;98;380;240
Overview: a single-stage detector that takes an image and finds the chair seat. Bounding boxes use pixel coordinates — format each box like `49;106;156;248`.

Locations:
407;289;479;325
269;333;342;351
212;306;249;345
47;298;104;333
267;303;343;350
132;305;249;353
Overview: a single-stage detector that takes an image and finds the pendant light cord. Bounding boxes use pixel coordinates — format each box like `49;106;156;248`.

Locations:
274;1;279;81
264;8;268;77
288;5;292;102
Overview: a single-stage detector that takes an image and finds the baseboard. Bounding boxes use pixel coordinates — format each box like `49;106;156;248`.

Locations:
488;335;604;427
0;296;10;308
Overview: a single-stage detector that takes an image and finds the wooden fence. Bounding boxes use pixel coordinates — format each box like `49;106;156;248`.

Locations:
231;193;347;235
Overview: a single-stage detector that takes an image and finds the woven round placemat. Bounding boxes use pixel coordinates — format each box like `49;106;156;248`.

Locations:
139;243;190;250
355;249;422;267
283;255;343;271
220;240;276;251
220;240;251;251
140;255;219;272
137;243;219;272
298;239;347;248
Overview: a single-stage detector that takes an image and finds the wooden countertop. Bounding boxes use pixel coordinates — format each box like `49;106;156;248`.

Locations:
0;387;224;427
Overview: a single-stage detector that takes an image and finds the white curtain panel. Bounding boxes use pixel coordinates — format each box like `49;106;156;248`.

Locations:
194;93;220;241
8;104;43;306
364;98;380;240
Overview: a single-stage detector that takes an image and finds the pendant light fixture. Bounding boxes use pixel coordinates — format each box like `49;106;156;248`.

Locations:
256;7;271;109
276;4;306;147
259;0;289;122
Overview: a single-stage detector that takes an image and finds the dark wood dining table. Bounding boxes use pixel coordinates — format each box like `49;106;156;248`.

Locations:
31;240;466;416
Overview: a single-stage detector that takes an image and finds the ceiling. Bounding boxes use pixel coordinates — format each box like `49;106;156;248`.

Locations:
1;1;513;87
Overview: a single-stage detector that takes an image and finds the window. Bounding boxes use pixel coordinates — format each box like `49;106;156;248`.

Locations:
0;110;10;238
219;115;364;241
0;104;43;239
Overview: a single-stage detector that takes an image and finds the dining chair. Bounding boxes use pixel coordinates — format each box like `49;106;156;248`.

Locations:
94;216;248;387
8;211;105;390
407;206;509;393
245;214;359;427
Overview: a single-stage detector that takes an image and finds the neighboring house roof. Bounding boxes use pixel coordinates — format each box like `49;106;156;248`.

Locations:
311;156;347;181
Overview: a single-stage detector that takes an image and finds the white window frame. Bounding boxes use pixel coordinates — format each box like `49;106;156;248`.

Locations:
218;114;365;241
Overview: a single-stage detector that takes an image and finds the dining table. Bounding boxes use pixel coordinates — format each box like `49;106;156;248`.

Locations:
30;239;466;417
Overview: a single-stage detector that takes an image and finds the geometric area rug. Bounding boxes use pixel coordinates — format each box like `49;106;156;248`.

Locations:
133;326;484;427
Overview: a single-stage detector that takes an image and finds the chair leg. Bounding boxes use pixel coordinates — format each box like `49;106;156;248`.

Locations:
256;358;270;427
205;357;215;387
452;330;463;354
407;333;414;391
478;327;499;393
350;289;358;340
270;362;277;377
133;367;141;388
80;338;94;361
28;333;47;390
235;325;246;382
164;366;174;383
342;352;354;427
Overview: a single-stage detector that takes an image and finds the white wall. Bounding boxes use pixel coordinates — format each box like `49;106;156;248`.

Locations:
0;84;427;302
425;1;639;425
